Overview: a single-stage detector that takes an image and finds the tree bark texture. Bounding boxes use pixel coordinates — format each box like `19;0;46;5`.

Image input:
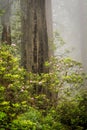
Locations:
0;0;11;45
21;0;49;73
45;0;53;56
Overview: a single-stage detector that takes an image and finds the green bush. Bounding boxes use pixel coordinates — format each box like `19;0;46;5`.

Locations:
56;89;87;130
0;44;29;129
0;44;87;130
10;107;42;130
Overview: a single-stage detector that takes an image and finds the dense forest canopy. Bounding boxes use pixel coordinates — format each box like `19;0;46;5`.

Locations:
0;0;87;130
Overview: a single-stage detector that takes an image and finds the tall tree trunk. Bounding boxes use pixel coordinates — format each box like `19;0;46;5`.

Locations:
0;0;11;45
21;0;49;73
1;23;11;45
45;0;53;56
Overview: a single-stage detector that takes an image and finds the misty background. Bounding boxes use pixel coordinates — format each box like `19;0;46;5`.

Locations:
52;0;87;71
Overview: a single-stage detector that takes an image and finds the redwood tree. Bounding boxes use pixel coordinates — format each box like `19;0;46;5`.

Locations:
21;0;49;73
0;0;11;45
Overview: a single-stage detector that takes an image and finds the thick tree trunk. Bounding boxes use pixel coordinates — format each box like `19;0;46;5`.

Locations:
21;0;49;73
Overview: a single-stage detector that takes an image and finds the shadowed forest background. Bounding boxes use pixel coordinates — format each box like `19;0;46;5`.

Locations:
0;0;87;130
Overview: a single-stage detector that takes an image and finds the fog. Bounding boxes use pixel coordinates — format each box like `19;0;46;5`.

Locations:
52;0;87;71
0;0;87;71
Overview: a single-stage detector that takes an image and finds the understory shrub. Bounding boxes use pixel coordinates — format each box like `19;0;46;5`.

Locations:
0;44;87;130
55;89;87;130
0;44;29;129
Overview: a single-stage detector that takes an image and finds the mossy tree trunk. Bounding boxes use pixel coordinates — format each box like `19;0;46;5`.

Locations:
21;0;49;73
